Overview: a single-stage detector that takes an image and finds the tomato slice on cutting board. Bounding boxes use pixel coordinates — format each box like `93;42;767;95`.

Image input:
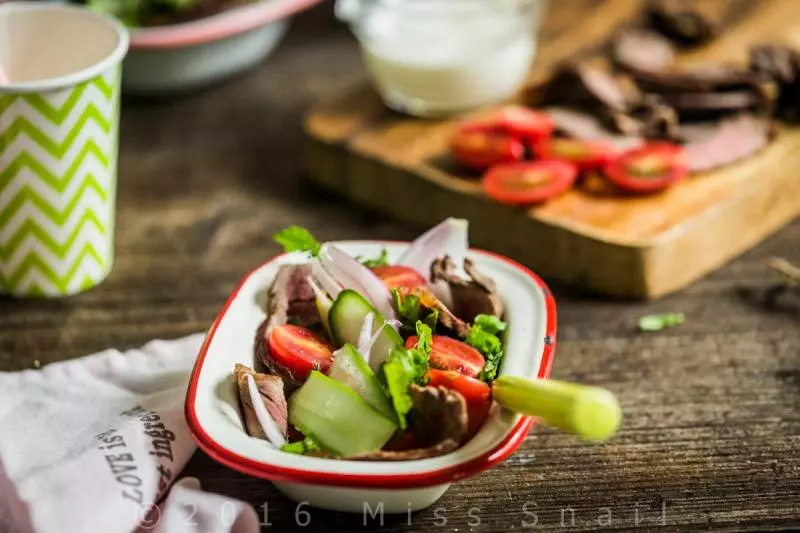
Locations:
405;335;485;378
534;138;615;171
451;128;524;171
268;324;335;381
603;143;688;194
491;106;556;143
482;160;578;205
371;265;428;291
427;369;492;439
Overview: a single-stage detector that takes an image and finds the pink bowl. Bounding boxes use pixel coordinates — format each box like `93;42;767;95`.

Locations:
123;0;325;94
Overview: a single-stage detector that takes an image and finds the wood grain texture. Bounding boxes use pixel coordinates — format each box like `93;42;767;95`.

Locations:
304;0;800;300
0;2;799;532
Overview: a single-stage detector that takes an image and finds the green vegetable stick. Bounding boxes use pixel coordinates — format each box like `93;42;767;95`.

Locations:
492;376;621;441
637;312;685;332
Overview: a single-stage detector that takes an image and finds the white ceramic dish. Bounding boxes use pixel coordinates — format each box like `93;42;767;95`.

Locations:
123;0;324;94
186;242;556;513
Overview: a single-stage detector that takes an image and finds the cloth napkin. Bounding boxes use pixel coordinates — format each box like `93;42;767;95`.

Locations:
0;336;258;533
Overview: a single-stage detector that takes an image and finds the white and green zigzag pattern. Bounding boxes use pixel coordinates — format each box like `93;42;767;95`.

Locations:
0;68;120;297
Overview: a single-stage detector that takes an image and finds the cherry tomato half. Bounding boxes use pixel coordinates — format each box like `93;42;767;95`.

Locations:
459;106;555;143
602;142;688;194
371;265;428;291
534;138;616;172
482;160;578;206
427;369;492;439
451;128;524;171
492;106;555;144
405;335;485;378
268;324;334;381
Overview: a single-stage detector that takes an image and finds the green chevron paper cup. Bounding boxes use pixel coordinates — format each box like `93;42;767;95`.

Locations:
0;3;129;298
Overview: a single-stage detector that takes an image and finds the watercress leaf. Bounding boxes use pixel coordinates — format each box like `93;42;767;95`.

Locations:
466;320;505;382
360;248;390;268
273;226;322;257
637;313;685;332
280;436;321;455
280;441;305;454
380;348;416;430
423;309;439;332
379;321;433;428
415;321;433;355
473;314;507;335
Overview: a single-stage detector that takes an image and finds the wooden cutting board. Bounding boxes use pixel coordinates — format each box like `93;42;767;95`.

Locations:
304;0;800;300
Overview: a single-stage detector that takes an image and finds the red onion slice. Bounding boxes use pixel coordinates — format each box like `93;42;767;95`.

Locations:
311;261;341;300
397;218;469;280
319;244;396;321
357;312;376;362
245;374;286;448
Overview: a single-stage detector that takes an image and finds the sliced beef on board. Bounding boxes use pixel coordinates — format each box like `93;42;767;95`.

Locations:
631;65;762;93
234;363;289;440
630;66;774;118
346;385;469;461
658;90;760;117
683;114;775;172
540;63;682;139
541;62;633;112
750;44;799;84
612;27;676;73
645;0;720;48
608;94;679;139
749;44;800;121
544;106;645;150
430;255;504;321
254;264;321;388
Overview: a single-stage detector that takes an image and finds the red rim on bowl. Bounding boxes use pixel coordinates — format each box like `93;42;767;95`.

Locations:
185;246;557;489
131;0;325;49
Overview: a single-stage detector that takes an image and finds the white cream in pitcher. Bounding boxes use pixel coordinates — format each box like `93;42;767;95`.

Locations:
341;0;543;116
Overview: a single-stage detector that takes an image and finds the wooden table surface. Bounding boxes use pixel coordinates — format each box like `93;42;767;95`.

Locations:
1;2;799;531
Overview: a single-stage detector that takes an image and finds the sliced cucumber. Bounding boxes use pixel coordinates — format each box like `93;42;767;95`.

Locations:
328;289;403;370
288;371;398;456
328;344;395;420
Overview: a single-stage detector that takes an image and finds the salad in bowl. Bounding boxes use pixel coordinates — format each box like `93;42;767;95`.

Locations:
187;218;620;512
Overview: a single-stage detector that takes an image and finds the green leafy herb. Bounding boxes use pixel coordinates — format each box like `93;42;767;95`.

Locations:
379;321;433;429
358;248;390;268
391;289;438;335
423;309;439;331
466;314;508;382
637;313;685;332
473;314;507;335
280;436;321;455
273;226;322;257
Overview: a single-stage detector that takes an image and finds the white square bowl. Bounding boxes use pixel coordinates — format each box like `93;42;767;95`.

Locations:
185;241;556;513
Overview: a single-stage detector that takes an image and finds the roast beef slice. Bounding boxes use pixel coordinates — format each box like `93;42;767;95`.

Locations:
612;27;676;73
255;264;321;388
234;363;289;440
749;44;800;121
608;94;679;139
683;114;775;172
544;106;645;150
631;66;761;93
265;264;319;332
542;62;632;112
430;256;504;322
346;385;469;461
645;0;720;48
407;285;471;339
